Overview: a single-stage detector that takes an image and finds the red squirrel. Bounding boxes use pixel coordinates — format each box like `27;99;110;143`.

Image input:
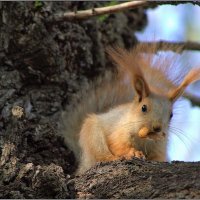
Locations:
61;43;200;174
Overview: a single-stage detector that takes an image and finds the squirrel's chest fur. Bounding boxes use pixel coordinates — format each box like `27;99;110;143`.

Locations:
97;102;167;161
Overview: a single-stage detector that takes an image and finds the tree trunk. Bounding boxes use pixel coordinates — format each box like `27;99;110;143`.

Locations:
0;2;147;198
1;1;199;199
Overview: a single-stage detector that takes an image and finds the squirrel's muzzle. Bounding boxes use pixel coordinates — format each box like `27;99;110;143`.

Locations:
138;126;165;140
153;125;162;133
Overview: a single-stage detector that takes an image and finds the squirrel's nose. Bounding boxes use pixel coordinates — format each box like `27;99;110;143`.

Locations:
153;125;161;133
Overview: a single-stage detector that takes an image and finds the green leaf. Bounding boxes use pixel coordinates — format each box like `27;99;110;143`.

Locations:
98;14;109;22
97;0;118;22
107;0;118;6
34;0;42;9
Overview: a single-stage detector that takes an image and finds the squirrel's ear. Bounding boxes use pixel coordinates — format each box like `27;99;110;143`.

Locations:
134;75;150;102
168;68;200;102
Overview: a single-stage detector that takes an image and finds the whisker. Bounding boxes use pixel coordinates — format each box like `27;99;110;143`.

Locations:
169;126;191;142
171;120;200;124
169;129;190;152
170;125;200;145
117;120;146;130
169;125;193;152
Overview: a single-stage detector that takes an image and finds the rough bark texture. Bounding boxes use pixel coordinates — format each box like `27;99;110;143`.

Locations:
1;1;200;199
74;159;200;199
0;1;148;198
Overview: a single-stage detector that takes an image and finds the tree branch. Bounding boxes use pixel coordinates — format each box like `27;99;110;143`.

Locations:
73;158;200;199
47;1;199;24
183;92;200;107
139;41;200;52
47;1;148;23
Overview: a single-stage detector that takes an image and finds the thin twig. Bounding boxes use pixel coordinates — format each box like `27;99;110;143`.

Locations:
139;41;200;52
47;1;149;23
47;1;199;24
183;92;200;107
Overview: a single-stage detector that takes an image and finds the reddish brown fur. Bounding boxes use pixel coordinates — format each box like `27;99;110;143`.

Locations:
169;68;200;101
107;129;145;160
62;43;200;174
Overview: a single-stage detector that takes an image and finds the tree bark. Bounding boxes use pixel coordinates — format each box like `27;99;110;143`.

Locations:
0;1;147;198
73;158;200;199
1;1;200;199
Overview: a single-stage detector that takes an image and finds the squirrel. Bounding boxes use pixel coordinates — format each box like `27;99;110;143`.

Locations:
61;43;200;174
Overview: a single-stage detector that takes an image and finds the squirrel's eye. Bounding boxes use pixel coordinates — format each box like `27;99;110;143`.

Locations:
142;105;147;112
170;112;173;119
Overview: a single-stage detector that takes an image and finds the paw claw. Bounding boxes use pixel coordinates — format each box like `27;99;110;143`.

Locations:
124;149;146;160
134;150;146;160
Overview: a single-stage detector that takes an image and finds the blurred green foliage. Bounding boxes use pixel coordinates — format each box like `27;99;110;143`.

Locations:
34;0;43;9
97;0;118;22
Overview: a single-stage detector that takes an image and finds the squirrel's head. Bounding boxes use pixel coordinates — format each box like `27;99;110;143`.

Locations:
131;74;172;140
107;45;200;140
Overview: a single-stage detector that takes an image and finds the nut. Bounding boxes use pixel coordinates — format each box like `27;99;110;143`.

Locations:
138;127;149;138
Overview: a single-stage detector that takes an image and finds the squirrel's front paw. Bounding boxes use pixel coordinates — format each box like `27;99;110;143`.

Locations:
134;150;145;160
124;148;146;160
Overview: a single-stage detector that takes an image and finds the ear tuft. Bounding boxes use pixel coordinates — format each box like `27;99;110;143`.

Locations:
107;46;150;102
169;68;200;101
